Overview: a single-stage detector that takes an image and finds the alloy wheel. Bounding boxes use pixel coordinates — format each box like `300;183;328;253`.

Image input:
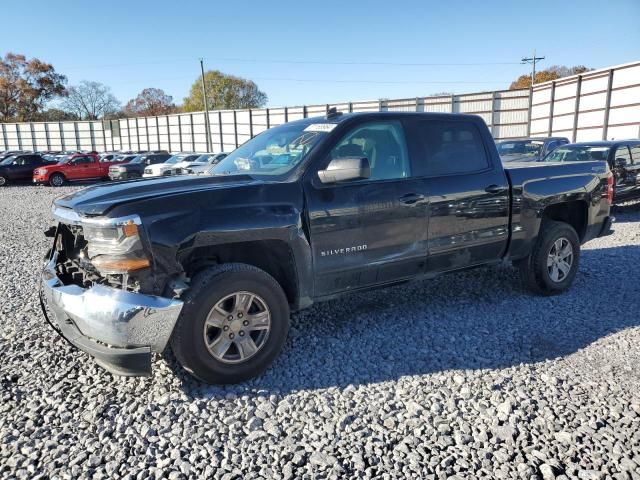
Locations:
547;237;573;282
202;291;271;364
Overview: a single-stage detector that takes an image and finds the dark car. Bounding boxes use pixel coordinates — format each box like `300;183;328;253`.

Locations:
0;153;57;186
0;150;26;162
542;141;640;203
497;137;569;163
42;111;613;383
109;152;172;181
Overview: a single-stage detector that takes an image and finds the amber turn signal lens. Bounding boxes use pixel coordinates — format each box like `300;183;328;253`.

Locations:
92;257;150;272
122;220;139;238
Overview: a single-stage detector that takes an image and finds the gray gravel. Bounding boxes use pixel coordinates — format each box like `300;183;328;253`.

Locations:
1;185;640;479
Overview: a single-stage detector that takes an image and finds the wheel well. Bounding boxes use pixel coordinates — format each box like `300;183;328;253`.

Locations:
182;240;299;306
542;201;588;241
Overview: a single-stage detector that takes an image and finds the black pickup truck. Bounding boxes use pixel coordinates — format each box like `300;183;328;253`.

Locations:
41;111;614;384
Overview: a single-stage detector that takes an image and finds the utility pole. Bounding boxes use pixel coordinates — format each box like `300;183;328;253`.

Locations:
521;50;545;87
200;58;212;152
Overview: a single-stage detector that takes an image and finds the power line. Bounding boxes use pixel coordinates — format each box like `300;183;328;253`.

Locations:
60;57;522;70
107;75;509;86
521;50;545;86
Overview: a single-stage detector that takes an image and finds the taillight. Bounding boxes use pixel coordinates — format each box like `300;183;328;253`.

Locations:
606;171;614;205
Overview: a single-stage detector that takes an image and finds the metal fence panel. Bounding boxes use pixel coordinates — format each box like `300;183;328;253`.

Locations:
1;61;638;152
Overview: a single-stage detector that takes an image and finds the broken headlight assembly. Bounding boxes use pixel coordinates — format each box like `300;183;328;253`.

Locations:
81;215;151;275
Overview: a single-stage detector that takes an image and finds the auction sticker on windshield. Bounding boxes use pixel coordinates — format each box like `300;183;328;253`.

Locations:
304;124;337;132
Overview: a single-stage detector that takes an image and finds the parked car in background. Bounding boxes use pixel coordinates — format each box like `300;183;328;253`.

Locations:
186;153;229;174
42;111;614;382
109;152;172;181
0;150;26;162
0;153;57;186
542;140;640;203
142;153;201;177
33;153;127;186
496;137;569;163
100;152;122;162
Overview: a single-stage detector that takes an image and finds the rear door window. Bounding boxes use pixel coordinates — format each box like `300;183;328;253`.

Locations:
410;120;489;176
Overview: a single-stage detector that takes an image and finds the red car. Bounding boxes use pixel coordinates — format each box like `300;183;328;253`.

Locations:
33;153;127;187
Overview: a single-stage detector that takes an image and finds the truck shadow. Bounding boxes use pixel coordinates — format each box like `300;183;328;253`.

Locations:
612;200;640;222
174;243;640;397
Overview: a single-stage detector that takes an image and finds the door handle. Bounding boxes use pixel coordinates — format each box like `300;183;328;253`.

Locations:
485;184;507;194
399;193;425;205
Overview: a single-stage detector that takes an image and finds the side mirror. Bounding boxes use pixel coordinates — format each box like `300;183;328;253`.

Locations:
615;157;627;168
318;157;370;184
145;159;152;165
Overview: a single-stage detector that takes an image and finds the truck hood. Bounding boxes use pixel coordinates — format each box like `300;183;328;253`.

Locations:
54;174;257;216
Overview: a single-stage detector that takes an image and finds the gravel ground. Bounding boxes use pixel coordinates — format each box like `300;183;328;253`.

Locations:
1;185;639;480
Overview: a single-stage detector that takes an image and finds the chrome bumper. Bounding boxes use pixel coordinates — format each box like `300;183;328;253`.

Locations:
41;256;183;376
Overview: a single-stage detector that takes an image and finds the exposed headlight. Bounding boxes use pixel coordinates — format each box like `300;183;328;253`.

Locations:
82;216;150;274
35;169;47;175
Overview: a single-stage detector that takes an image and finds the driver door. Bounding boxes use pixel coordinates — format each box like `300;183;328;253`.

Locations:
13;156;36;180
67;156;90;179
303;119;429;297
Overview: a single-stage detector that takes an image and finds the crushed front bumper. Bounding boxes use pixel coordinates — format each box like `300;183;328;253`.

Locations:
40;256;183;376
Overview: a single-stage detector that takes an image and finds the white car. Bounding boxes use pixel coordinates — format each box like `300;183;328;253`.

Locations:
185;153;229;175
142;153;201;178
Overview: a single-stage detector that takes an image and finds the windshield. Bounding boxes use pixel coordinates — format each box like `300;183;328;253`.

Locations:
543;145;611;162
193;154;217;164
129;155;147;164
164;155;192;165
59;155;74;164
496;140;543;159
0;155;17;165
210;123;327;176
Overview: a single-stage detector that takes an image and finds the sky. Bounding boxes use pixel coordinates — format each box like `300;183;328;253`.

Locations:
1;0;639;108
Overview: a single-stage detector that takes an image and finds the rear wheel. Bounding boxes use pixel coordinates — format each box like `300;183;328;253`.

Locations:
170;263;290;384
0;176;7;186
49;173;65;187
517;220;580;295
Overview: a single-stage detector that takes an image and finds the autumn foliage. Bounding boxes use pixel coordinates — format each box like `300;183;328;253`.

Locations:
509;65;592;89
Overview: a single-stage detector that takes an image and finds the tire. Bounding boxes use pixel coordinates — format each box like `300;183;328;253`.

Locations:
170;263;290;384
49;173;65;187
517;220;580;295
0;176;7;187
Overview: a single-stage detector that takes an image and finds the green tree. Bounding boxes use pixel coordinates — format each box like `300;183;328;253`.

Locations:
124;88;177;117
35;108;79;121
182;70;267;112
0;52;67;121
510;65;592;89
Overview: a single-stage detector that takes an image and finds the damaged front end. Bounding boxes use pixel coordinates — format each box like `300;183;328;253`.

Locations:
40;205;183;376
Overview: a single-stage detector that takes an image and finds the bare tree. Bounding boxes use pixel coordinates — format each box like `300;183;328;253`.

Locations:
62;81;120;120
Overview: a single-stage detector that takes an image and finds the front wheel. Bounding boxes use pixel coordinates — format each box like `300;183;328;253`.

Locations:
170;263;290;384
49;173;65;187
0;176;7;186
517;220;580;295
